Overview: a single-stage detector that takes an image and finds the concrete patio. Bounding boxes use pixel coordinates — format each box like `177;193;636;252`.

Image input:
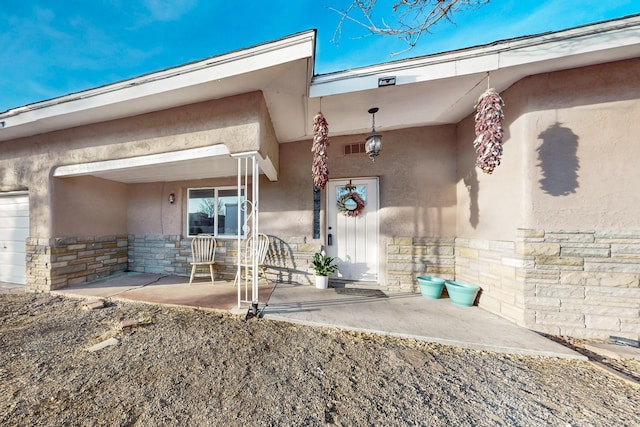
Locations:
9;271;584;360
48;272;274;312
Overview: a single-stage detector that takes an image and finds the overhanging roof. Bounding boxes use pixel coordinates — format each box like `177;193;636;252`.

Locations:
307;14;640;137
0;30;316;144
1;14;639;149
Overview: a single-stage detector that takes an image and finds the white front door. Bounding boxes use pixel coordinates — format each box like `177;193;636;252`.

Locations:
0;192;29;284
326;178;379;282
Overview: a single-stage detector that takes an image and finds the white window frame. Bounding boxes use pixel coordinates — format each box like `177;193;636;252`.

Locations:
187;186;245;238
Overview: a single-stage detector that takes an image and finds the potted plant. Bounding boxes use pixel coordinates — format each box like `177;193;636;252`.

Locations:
311;251;338;289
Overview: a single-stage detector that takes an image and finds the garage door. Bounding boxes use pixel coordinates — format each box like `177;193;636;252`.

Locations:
0;192;29;284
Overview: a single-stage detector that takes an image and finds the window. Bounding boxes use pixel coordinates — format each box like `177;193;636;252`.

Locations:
187;187;245;237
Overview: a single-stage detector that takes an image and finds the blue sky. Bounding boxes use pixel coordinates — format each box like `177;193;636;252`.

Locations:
1;0;638;113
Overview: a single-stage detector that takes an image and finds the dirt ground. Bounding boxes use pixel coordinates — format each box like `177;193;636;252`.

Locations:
1;292;639;426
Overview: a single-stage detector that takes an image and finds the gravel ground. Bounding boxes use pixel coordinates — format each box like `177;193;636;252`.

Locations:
1;292;639;426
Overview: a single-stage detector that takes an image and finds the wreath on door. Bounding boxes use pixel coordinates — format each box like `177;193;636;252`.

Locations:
337;185;366;217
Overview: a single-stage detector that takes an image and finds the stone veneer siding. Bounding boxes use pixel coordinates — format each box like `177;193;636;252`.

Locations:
127;234;321;286
128;234;459;290
455;229;640;340
26;235;128;291
454;236;528;324
128;234;192;276
385;237;455;291
519;229;640;340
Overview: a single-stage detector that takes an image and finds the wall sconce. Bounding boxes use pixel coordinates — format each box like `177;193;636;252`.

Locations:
168;193;175;204
364;107;382;162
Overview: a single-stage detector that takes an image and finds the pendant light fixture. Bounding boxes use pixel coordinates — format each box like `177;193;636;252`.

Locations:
365;107;382;162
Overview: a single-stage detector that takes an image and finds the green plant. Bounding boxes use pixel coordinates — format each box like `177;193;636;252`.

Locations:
311;252;338;276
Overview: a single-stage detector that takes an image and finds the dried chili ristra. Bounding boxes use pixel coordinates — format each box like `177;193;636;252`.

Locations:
312;112;329;189
473;88;505;174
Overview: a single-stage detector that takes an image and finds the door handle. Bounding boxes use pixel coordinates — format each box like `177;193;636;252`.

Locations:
327;233;333;246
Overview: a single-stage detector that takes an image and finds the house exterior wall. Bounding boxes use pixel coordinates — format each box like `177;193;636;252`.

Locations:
3;49;638;341
52;176;128;237
124;124;458;289
260;125;458;289
455;58;640;340
0;92;273;291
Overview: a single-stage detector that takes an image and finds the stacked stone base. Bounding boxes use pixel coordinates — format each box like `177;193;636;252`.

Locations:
24;230;639;340
127;234;321;286
385;237;455;291
26;235;128;291
455;229;640;340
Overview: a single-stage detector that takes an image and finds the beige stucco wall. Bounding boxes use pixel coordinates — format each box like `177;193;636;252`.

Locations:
457;58;640;238
256;125;458;287
455;84;525;242
52;176;127;237
454;58;640;339
0;91;273;239
127;177;239;236
523;58;640;230
259;124;457;238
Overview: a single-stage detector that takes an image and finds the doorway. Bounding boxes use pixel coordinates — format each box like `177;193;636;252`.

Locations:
326;178;379;282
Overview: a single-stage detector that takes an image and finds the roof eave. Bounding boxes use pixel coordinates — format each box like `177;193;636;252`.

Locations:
0;30;316;142
310;14;640;98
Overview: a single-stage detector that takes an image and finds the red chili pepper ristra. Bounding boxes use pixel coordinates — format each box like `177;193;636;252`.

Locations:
473;88;505;174
312;112;329;189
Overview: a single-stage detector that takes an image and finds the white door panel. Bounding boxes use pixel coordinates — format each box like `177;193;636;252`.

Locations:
327;178;378;282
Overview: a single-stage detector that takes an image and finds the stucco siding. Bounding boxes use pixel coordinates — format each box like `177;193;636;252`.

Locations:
453;59;640;339
0;92;269;241
522;58;640;231
52;176;127;237
455;86;525;242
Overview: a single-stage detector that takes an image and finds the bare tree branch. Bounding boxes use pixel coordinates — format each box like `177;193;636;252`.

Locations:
330;0;490;55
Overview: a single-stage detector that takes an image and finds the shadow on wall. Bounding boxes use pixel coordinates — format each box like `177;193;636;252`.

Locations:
458;134;480;229
463;169;479;229
265;236;298;285
537;122;580;196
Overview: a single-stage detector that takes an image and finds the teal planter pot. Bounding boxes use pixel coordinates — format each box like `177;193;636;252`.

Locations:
445;281;481;307
416;276;446;299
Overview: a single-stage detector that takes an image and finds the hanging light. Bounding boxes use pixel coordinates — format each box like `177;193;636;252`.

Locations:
365;107;382;162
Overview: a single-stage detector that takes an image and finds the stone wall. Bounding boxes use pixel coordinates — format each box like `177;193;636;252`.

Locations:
455;229;640;340
26;235;128;291
126;234;458;290
25;238;52;292
218;236;319;286
127;234;191;276
127;234;320;285
518;229;640;340
454;236;530;325
386;237;456;291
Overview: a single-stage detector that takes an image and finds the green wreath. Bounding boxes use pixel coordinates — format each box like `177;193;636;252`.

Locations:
337;191;366;217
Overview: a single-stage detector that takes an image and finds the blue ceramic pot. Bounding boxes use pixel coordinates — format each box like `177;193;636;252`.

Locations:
416;276;445;299
445;281;481;307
